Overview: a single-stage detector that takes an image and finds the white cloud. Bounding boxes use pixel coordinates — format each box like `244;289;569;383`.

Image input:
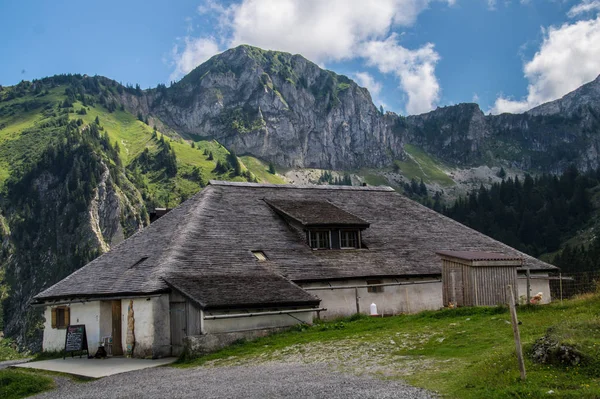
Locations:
361;34;440;114
472;93;480;103
568;0;600;18
491;16;600;114
170;0;451;114
354;71;387;108
169;37;220;81
354;72;382;97
223;0;449;63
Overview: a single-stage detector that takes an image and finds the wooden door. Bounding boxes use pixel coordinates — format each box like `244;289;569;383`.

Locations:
170;302;186;356
112;300;123;356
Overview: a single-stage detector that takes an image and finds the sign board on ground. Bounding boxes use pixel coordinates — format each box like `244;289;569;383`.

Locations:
64;324;89;358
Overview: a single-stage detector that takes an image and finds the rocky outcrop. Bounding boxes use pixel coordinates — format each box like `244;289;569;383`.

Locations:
149;45;404;170
2;159;145;350
401;75;600;172
128;46;600;174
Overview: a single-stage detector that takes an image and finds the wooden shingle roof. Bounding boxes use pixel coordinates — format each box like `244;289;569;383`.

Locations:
34;181;556;305
265;199;370;228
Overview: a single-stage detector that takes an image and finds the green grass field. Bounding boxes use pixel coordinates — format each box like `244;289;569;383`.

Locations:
176;293;600;399
397;144;455;186
0;369;54;399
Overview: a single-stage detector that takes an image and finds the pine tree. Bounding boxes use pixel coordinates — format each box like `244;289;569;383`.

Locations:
268;162;276;174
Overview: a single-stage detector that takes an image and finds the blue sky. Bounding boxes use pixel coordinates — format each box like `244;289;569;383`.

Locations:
2;0;600;115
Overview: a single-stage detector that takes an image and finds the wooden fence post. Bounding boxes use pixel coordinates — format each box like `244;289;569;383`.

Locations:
559;273;563;304
507;285;527;381
355;287;360;314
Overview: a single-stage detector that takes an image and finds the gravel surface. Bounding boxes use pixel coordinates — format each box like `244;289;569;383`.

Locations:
33;362;438;399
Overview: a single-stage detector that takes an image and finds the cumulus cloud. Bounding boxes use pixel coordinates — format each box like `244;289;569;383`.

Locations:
491;15;600;114
568;0;600;18
354;71;387;108
169;37;220;81
170;0;451;113
361;34;440;114
354;72;383;97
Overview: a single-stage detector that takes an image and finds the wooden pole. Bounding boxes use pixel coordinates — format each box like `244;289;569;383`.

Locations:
507;285;527;381
526;269;531;304
559;273;563;304
355;287;360;314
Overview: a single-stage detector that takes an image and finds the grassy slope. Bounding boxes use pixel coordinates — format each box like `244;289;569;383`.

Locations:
176;294;600;399
397;144;455;186
0;86;286;204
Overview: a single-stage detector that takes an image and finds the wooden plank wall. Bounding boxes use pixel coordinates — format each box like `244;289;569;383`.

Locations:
443;259;518;307
471;266;517;306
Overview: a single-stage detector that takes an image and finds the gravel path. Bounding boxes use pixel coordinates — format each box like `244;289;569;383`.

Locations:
32;362;438;399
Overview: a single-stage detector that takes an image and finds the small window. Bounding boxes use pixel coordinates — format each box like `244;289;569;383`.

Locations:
367;280;384;293
340;230;359;248
51;306;70;329
252;251;268;261
309;230;330;249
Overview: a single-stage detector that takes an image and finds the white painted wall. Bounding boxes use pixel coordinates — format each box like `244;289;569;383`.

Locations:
42;301;101;354
203;311;313;334
299;278;443;319
517;273;552;304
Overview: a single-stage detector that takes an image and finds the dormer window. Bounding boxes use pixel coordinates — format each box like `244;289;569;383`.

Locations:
340;230;359;249
265;199;370;251
309;230;331;249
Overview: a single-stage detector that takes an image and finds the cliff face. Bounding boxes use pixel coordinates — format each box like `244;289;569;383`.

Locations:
0;131;146;350
149;45;404;170
125;46;600;174
401;75;600;172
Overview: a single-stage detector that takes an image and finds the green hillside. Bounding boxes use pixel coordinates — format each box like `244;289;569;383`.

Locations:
0;75;288;347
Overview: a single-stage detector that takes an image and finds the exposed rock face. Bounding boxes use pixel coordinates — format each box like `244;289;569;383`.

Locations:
129;46;600;174
402;75;600;172
149;45;404;170
2;160;145;350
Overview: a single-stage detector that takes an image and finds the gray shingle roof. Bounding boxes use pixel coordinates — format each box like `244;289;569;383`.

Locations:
163;273;320;310
266;199;370;228
34;181;556;305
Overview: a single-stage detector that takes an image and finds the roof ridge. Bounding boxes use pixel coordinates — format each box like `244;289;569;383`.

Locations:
209;180;395;192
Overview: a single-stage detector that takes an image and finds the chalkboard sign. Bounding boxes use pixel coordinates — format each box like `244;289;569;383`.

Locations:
63;324;89;359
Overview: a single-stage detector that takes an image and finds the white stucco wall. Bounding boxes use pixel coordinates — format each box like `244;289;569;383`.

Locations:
299;278;443;319
203;311;313;334
517;273;551;304
42;301;101;354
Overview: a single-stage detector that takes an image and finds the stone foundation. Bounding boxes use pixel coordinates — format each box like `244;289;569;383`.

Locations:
184;327;289;356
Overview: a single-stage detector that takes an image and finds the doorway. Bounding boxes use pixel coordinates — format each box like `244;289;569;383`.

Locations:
111;300;123;356
169;301;186;356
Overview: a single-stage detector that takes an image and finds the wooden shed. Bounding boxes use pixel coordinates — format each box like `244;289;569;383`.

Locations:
437;251;523;307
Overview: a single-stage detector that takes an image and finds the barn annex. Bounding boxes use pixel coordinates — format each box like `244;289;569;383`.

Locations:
33;181;556;358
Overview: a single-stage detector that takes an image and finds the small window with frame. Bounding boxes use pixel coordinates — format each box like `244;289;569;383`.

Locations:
367;280;384;293
340;230;359;249
51;306;70;329
309;230;331;249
